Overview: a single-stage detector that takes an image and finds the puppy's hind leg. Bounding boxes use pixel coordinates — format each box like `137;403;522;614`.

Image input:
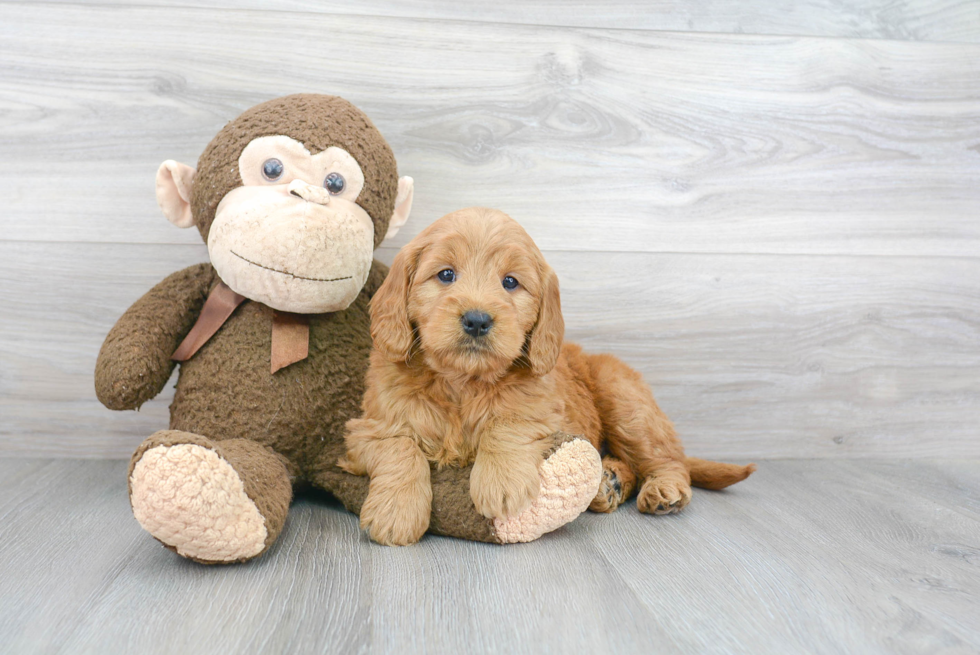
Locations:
585;353;692;515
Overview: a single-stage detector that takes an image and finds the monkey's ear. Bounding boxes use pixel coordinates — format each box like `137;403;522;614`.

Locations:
383;176;414;241
156;160;197;228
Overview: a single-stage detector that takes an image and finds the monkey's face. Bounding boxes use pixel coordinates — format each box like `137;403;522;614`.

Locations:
156;95;413;314
207;136;374;314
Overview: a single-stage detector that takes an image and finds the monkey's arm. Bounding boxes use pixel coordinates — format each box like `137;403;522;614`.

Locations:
95;263;216;410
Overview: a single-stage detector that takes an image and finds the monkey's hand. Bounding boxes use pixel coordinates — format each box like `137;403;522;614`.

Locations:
95;263;215;410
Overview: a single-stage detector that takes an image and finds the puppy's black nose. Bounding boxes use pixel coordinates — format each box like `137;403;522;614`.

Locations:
461;310;493;338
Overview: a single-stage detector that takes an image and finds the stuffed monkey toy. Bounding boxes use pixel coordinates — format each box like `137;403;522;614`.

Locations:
95;95;601;563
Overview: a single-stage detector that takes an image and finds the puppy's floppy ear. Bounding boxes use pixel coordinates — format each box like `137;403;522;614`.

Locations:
526;266;564;376
371;242;419;361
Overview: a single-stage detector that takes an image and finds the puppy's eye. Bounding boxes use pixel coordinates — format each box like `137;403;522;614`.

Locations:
502;276;519;290
262;158;284;181
437;269;456;284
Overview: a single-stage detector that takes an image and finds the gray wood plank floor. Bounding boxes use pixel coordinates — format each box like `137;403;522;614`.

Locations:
1;458;978;654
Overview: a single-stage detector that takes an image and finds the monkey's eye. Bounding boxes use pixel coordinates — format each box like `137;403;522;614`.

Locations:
437;269;456;284
502;276;519;290
262;158;284;181
324;172;346;195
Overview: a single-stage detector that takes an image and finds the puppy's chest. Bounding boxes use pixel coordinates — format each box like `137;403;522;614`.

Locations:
421;398;492;467
417;387;562;467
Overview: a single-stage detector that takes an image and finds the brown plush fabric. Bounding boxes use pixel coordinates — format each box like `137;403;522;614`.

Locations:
191;94;398;247
96;263;214;410
162;261;380;473
428;464;497;543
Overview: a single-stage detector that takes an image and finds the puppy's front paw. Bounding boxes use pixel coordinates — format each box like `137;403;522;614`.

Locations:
360;486;430;546
470;456;540;519
637;476;692;515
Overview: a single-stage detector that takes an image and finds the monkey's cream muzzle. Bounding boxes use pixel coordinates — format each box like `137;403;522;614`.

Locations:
209;183;375;314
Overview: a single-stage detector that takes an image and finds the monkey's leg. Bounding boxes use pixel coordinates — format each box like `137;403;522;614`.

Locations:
128;431;292;564
314;431;600;544
491;432;602;543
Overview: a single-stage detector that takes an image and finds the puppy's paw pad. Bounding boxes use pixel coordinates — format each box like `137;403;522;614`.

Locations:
494;439;602;543
130;444;267;562
637;477;692;515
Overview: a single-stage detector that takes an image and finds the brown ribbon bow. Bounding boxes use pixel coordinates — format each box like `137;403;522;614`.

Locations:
172;281;310;374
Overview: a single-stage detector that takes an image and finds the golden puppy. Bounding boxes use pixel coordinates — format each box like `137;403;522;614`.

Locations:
343;207;755;545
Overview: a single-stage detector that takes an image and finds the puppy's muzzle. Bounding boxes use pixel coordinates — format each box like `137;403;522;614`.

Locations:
461;310;493;338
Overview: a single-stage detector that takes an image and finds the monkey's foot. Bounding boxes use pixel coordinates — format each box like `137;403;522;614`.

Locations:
493;438;601;544
130;440;268;563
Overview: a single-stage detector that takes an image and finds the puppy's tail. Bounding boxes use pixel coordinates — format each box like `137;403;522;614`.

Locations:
685;458;756;490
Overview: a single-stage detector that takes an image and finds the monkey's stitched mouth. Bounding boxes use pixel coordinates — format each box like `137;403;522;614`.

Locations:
230;250;352;283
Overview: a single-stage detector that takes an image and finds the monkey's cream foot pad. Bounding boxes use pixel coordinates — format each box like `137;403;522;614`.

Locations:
130;444;267;562
493;439;602;544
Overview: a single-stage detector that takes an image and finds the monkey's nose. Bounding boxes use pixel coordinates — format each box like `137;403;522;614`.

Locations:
288;179;331;205
461;310;493;338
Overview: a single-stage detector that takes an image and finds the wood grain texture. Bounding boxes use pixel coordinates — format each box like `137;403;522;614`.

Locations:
3;241;977;459
16;0;980;42
1;3;978;460
0;458;978;654
1;4;979;256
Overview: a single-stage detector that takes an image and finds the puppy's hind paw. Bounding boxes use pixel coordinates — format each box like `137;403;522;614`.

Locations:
493;438;602;544
589;469;623;513
589;458;636;513
637;476;692;515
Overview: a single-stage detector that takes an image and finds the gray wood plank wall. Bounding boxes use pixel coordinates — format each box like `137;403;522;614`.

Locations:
13;0;980;42
1;2;978;458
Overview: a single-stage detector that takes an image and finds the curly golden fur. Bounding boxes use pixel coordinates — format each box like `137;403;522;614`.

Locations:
343;208;755;545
